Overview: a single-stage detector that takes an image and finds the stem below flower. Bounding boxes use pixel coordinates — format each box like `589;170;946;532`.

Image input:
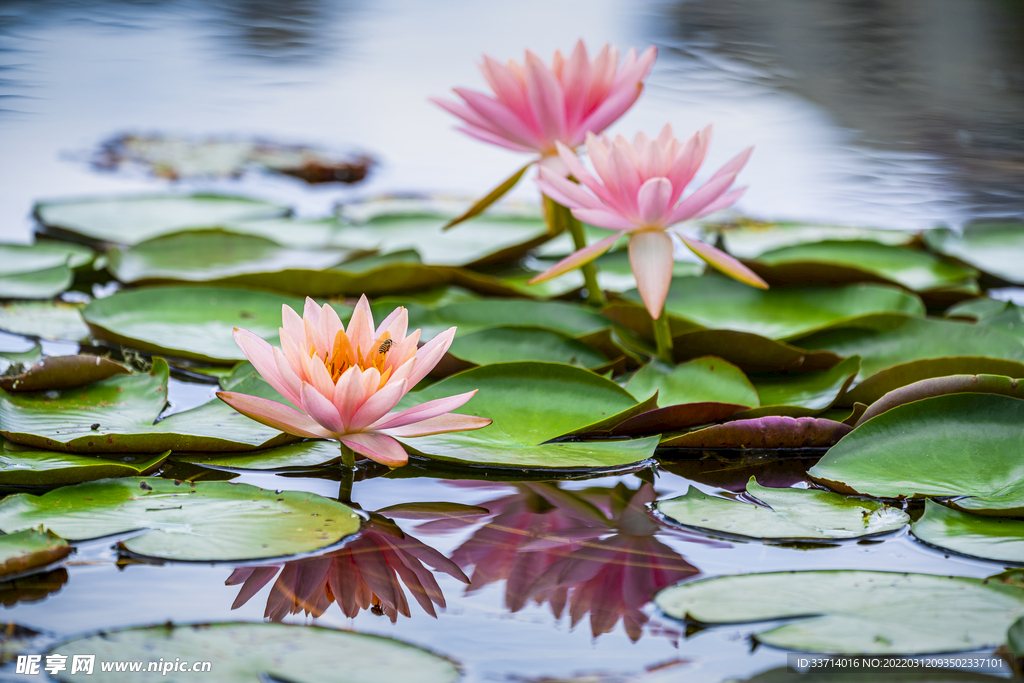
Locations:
338;442;356;504
652;309;674;364
544;197;606;307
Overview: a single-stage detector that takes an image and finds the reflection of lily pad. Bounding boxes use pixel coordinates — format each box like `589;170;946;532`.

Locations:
661;416;852;449
655;570;1024;654
35;194;289;246
49;622;459;683
82;286;311;364
748;241;977;292
0;529;70;579
912;500;1024;564
658;477;908;541
924;222;1024;285
0;358;296;453
809;393;1024;515
0;478;360;561
0;438;168;486
396;362;660;469
0;301;91;342
626;275;924;340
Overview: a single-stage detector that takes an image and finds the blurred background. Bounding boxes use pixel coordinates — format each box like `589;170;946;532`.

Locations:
1;0;1023;242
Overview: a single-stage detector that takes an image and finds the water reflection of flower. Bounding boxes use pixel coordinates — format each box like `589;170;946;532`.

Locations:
425;481;718;641
226;512;469;622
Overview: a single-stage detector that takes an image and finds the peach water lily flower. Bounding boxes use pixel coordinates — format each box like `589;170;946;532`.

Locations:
217;296;491;467
532;124;768;319
432;40;657;163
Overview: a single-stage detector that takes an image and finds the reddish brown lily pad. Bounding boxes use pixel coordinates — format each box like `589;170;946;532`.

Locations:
0;355;129;392
661;416;852;450
610;402;749;437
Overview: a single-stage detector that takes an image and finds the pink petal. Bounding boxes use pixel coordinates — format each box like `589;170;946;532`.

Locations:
307;355;337;403
603;140;642;217
454;126;537;154
348;378;409;432
586;45;616;111
561;40;591;129
407;327;456;388
340;432;409;467
346;295;374;359
430;95;494;131
629;231;675;319
371;390;478;431
524;50;567;145
333;366;366;429
300;382;345;435
216;391;332;439
610;45;656;91
527;230;626;284
281;304;305;348
383;413;492;438
303;316;325;360
708;146;753;183
666;171;737;225
302;297;321;326
456;87;543;149
556;142;621;211
480;55;532;123
637;177;674;227
535;166;605;211
272;347;302;406
667;125;712;205
575;80;644;144
317;302;344;348
375;305;408;341
232;328;295;405
678;234;768;289
694;186;747;219
569;208;636;231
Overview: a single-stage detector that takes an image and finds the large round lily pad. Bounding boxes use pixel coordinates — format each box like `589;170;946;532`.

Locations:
0;358;296;453
48;622;459;683
0;478;360;561
655;570;1024;654
809;393;1024;515
34;194;290;245
924;222;1024;285
0;528;70;579
0;438;168;486
912;500;1024;564
82;286;312;364
657;477;908;541
0;301;91;342
396;362;660;469
627;276;924;340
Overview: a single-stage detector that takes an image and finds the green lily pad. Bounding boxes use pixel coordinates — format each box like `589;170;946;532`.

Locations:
0;301;91;342
625;275;924;340
655;570;1024;654
0;478;360;561
945;297;1015;321
808;393;1024;515
857;374;1024;425
747;241;978;292
0;355;129;392
172;440;340;470
714;221;915;259
0;438;168;486
668;329;844;374
396;362;660;469
0;358;296;453
107;229;357;285
0;528;70;579
661;416;852;449
912;500;1024;564
447;326;609;369
626;357;759;407
1010;616;1024;658
82;286;312;364
0;242;95;299
34;194;290;246
336;205;551;267
221;217;348;248
657;477;909;540
924;221;1024;285
744;356;861;417
523;250;704;296
0;266;72;300
48;622;459;683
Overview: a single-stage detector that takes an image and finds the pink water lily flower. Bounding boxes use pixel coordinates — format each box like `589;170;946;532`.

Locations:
531;124;768;318
217;296;491;468
432;40;657;161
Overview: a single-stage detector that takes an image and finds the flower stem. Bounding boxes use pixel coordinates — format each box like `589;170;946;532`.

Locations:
338;442;356;504
652;309;674;364
544;197;606;307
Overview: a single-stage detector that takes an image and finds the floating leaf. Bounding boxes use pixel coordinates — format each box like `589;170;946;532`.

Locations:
34;194;289;246
172;440;341;471
857;374;1024;425
0;529;70;579
666;330;843;374
924;221;1024;285
661;416;852;449
447;326;609;369
1010;616;1024;659
0;355;128;392
912;500;1024;564
82;286;311;364
657;477;908;541
626;357;758;406
0;301;91;342
0;438;168;486
0;358;296;453
747;241;978;292
0;242;95;299
48;622;459;683
713;221;915;259
396;362;660;469
221;217;349;248
655;570;1024;654
744;356;861;417
0;478;360;561
809;393;1024;515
